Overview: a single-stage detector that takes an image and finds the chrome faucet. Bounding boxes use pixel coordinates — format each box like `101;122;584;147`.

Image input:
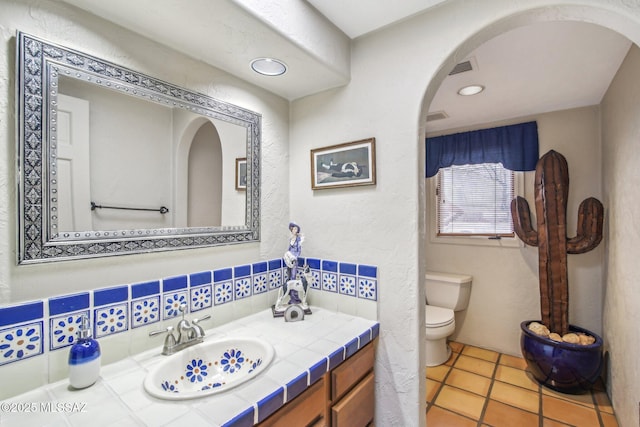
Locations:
149;303;211;355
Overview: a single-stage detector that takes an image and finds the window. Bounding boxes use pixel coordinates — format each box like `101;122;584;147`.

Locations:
436;163;515;237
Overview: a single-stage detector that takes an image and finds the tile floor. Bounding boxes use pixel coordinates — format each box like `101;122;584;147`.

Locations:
426;341;619;427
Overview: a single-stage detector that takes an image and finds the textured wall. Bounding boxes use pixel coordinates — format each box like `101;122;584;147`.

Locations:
601;44;640;427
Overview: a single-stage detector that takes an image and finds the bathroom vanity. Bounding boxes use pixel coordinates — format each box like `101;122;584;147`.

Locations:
0;308;378;427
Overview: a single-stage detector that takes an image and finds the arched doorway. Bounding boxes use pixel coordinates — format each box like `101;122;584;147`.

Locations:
418;5;640;425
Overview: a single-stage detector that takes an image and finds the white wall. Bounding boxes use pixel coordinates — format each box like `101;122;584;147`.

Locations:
601;44;640;427
426;106;604;356
0;0;290;303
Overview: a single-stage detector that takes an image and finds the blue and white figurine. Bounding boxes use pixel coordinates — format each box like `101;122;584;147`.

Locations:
274;222;314;316
68;315;101;389
284;222;304;281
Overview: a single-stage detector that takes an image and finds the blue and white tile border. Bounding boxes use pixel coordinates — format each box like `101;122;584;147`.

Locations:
0;257;377;367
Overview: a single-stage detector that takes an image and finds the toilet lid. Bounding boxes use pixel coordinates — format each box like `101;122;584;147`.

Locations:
425;305;454;327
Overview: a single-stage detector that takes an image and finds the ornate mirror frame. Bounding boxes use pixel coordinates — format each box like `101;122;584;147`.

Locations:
16;32;261;264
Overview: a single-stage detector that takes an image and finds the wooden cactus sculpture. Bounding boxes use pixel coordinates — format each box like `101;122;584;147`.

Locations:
511;150;603;336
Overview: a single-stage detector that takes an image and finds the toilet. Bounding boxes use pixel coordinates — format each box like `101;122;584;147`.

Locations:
425;271;473;366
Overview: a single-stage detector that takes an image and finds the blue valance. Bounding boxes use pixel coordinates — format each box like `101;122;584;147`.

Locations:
425;121;539;178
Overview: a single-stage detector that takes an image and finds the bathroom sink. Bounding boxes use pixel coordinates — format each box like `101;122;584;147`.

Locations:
144;337;274;400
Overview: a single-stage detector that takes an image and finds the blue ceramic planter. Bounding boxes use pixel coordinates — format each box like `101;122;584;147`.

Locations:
520;321;603;394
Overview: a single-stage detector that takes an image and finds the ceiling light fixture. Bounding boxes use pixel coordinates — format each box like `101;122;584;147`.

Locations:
250;58;287;76
457;84;484;96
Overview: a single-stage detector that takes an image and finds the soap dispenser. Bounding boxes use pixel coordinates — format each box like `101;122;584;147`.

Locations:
68;315;101;389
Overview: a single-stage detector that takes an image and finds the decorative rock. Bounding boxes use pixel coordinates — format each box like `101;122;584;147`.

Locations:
528;322;550;337
549;332;563;342
562;333;581;344
578;333;596;345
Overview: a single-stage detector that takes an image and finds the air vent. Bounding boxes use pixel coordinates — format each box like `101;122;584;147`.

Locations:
449;60;473;75
427;111;448;122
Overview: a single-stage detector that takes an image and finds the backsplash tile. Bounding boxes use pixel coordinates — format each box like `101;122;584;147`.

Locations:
0;256;378;371
0;321;43;365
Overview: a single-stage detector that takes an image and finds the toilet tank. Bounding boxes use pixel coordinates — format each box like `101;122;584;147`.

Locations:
425;271;472;311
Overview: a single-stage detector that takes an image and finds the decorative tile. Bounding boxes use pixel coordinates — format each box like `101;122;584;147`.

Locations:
339;274;357;297
357;277;377;300
163;275;188;293
190;285;213;312
131;296;161;328
94;286;128;307
0;301;43;327
131;281;160;299
48;293;90;316
234;265;251;278
214;282;233;305
322;272;338;292
308;270;321;289
268;270;282;290
190;271;212;288
234;277;252;300
0;321;43;366
163;291;189;319
94;304;128;338
49;311;89;350
253;273;268;294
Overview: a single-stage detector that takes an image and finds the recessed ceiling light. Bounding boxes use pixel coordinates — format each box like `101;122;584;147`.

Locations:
457;84;484;96
250;58;287;76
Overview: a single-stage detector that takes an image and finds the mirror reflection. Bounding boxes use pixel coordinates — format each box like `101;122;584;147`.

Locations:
17;32;261;263
57;76;247;233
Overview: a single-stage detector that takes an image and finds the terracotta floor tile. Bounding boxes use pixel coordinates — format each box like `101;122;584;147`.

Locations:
542;395;601;426
482;399;538;427
494;365;539;391
435;385;486;420
541;386;595;408
426;344;619;427
445;368;492;396
427;379;441;403
601;411;620;427
427;364;451;382
593;389;614;413
454;354;496;378
499;353;528;370
449;341;464;353
543;418;572;427
462;345;500;363
490;381;539;413
427;406;477;427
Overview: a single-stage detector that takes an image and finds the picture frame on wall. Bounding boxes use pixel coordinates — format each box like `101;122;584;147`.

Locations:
235;157;247;190
310;138;376;190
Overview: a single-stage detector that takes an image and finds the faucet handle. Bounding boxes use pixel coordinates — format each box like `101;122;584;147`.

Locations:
192;314;211;338
149;325;174;337
192;314;211;324
149;326;176;355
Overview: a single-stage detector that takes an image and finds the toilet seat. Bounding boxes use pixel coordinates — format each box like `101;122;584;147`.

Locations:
425;305;454;328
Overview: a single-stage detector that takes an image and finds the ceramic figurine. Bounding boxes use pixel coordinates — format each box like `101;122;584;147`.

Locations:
284;222;304;280
274;264;314;313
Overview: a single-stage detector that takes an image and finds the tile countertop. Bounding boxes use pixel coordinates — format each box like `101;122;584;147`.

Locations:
0;307;379;427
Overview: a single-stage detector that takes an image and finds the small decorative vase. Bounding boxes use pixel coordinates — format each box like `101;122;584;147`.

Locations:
520;320;604;394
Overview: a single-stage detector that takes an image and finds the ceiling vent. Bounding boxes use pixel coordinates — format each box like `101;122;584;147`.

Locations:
449;60;473;75
427;111;449;122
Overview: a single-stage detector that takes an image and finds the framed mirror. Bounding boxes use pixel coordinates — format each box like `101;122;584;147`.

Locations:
16;32;261;264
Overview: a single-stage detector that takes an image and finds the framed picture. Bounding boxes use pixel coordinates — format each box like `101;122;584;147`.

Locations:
310;138;376;190
235;157;247;190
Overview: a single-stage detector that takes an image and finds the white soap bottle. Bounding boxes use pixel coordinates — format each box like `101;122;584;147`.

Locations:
68;315;101;389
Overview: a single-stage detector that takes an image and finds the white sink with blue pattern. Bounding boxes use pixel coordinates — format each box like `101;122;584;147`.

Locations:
143;337;274;400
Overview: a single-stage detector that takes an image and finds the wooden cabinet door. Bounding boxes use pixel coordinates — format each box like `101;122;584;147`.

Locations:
258;375;328;427
332;372;375;427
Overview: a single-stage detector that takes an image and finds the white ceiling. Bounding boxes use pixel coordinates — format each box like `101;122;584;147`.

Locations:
58;0;632;134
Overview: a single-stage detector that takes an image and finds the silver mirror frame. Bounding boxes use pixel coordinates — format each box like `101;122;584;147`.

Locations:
16;32;261;264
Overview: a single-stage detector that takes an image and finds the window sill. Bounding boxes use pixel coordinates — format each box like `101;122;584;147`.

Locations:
429;233;523;248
